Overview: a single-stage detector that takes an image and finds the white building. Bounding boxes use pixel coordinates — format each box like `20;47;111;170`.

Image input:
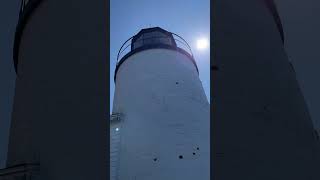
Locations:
110;27;210;180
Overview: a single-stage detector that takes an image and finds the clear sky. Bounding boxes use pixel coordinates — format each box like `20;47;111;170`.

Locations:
110;0;210;112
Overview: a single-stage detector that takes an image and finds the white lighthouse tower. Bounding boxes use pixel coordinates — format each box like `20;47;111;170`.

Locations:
110;27;210;180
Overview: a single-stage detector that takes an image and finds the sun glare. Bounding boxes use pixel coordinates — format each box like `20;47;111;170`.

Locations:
196;38;209;50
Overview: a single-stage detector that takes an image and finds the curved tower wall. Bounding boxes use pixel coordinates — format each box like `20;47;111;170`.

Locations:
213;0;320;179
6;0;108;179
112;48;210;180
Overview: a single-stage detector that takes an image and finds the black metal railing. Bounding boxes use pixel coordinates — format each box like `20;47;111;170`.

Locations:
110;113;122;121
116;33;194;64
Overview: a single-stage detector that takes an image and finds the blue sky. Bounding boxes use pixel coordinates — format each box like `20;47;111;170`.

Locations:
110;0;210;112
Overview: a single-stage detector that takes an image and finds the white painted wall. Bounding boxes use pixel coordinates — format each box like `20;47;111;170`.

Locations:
110;120;121;180
112;48;210;180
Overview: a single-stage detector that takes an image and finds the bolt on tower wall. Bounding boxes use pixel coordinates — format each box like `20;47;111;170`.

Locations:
111;27;210;180
1;0;108;179
213;0;320;179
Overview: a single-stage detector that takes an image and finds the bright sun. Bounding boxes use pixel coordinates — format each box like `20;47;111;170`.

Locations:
196;38;209;50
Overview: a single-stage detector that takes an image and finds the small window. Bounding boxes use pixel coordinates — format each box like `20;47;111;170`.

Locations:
143;32;155;39
144;38;156;44
133;40;143;49
153;31;167;38
132;30;174;49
